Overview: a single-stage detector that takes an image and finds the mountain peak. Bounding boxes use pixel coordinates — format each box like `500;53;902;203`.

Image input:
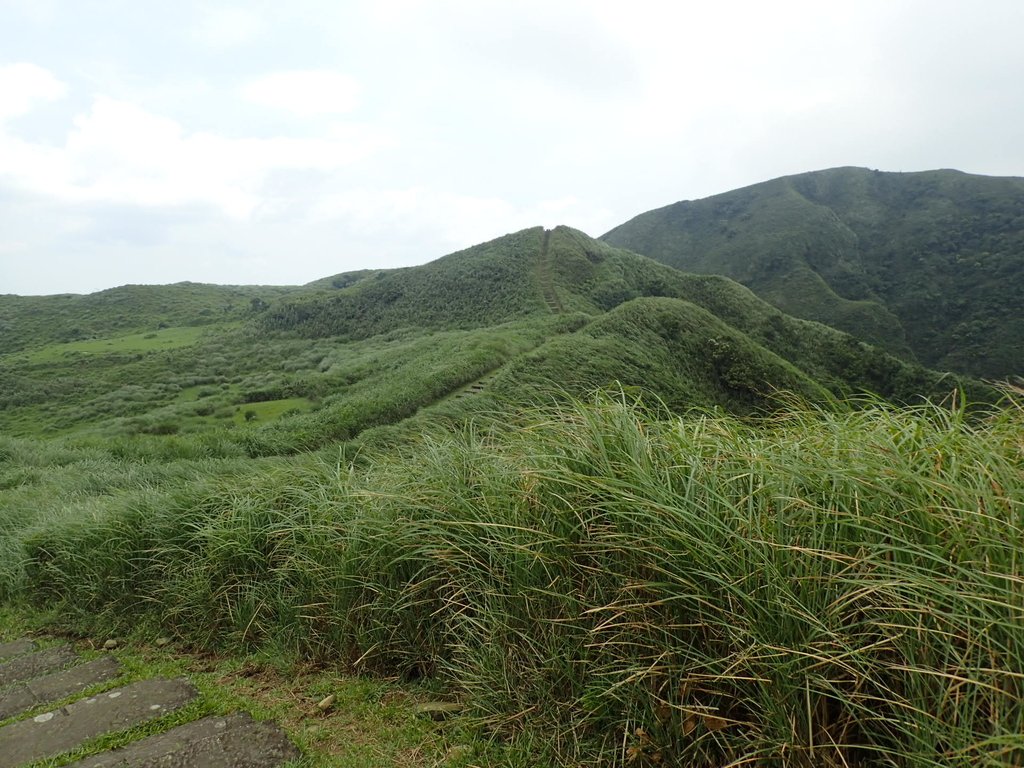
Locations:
603;168;1024;378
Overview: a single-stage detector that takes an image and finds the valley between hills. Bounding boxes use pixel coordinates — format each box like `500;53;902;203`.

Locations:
1;167;1021;767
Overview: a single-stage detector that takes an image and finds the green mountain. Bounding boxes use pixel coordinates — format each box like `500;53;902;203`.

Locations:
602;167;1024;379
0;225;987;448
258;227;549;339
263;225;985;405
1;221;1016;767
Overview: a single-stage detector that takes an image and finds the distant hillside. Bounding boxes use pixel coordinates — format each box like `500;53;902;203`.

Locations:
502;227;987;407
259;224;988;408
602;167;1024;379
0;282;297;355
0;224;992;446
259;227;549;339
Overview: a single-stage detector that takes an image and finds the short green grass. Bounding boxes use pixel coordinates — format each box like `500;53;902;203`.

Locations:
24;326;210;362
233;397;313;425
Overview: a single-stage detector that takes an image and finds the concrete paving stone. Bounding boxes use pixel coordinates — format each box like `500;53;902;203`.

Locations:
0;644;78;688
68;712;301;767
0;641;36;663
0;656;123;721
0;677;198;768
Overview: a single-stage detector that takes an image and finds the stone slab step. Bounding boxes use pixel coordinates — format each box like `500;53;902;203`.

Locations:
0;644;78;688
0;641;36;663
67;712;300;767
0;656;122;721
0;677;198;768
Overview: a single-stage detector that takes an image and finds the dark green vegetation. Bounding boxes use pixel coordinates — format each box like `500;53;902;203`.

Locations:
2;219;1020;765
603;167;1024;379
3;226;984;445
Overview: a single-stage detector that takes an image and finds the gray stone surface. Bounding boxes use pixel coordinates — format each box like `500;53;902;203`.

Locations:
68;712;301;767
0;677;198;768
0;644;78;688
0;641;36;663
0;656;122;720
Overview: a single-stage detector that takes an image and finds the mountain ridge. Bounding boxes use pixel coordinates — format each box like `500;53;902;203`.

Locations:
602;166;1024;379
0;211;1000;445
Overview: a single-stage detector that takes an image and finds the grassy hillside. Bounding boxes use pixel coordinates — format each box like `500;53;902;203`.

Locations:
2;226;988;445
1;223;1019;766
494;297;831;414
259;227;549;339
602;167;1024;379
524;225;987;409
0;281;297;354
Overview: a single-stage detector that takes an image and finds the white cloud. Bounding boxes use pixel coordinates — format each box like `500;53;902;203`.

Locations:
0;94;390;219
191;5;267;48
0;62;67;122
241;71;362;117
1;0;58;25
4;0;1024;296
310;187;610;252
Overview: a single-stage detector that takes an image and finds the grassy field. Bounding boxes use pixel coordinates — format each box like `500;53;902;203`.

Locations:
1;227;992;443
23;325;213;362
3;390;1020;766
232;397;314;425
0;316;560;442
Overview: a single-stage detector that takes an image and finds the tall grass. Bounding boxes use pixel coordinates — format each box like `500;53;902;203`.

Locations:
12;392;1024;766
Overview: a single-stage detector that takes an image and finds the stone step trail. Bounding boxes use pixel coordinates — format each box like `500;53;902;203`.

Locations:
536;228;564;315
0;644;78;688
0;655;121;720
0;677;198;768
451;371;501;401
0;641;36;663
0;639;299;768
68;713;300;767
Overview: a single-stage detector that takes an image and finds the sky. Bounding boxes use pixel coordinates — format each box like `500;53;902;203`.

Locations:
2;0;1023;295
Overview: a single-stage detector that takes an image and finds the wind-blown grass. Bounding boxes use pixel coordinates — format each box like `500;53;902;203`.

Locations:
11;391;1024;766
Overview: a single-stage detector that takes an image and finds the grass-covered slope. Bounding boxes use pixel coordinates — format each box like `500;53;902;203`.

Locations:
495;297;831;414
0;224;991;444
0;281;296;355
2;223;1020;766
259;227;550;339
602;167;1024;379
534;226;988;406
257;221;988;406
0;313;561;454
8;394;1022;765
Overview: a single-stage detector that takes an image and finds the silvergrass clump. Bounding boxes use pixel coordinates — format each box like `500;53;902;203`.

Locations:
13;390;1024;766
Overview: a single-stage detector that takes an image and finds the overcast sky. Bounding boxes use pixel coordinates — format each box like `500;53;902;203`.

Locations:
2;0;1023;295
